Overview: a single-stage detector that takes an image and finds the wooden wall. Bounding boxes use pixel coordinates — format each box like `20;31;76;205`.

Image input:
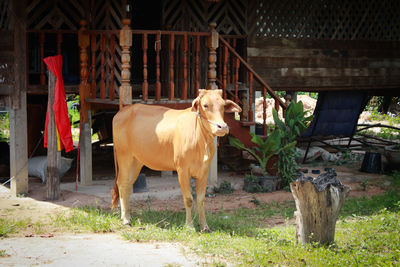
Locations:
247;38;400;92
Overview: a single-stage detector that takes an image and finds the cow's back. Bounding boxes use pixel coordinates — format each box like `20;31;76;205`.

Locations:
113;104;190;171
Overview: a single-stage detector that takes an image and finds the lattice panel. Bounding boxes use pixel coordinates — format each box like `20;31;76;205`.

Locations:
162;0;248;35
252;0;400;41
27;0;84;30
90;32;122;99
91;0;126;30
0;0;10;29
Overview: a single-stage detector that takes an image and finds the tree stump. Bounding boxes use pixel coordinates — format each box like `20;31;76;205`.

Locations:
290;170;350;245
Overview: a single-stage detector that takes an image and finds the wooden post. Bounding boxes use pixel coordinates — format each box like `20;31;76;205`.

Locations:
262;87;267;135
99;34;106;99
9;0;28;196
168;34;175;100
248;72;254;122
80;110;92;185
194;35;200;97
40;32;46;86
207;22;218;90
46;72;61;200
234;57;239;103
90;33;96;98
155;32;161;101
78;20;92;185
222;44;228;99
290;172;350;245
109;34;116;101
182;33;188;100
142;33;148;101
119;19;132;108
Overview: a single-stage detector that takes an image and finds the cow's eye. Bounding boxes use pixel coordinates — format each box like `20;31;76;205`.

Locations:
203;104;208;109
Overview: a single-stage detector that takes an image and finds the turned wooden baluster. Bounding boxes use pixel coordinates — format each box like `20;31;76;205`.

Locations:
57;33;62;55
78;20;90;123
99;33;106;99
207;22;218;90
182;33;188;100
230;39;237;84
262;87;267;136
274;97;280;113
234;57;239;103
195;35;200;97
248;72;254;122
90;33;96;98
109;34;116;101
155;32;161;101
222;44;228;99
169;33;175;100
119;19;132;108
40;32;45;85
142;33;148;102
218;41;222;87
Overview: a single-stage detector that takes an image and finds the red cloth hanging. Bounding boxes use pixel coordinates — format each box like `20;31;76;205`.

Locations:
43;55;74;152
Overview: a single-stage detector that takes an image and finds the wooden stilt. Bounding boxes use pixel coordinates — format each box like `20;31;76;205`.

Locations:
46;72;61;200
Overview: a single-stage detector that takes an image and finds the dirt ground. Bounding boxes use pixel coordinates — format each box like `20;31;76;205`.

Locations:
0;157;391;266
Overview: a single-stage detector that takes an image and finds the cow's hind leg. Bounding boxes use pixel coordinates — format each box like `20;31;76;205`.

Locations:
177;169;194;227
196;176;210;232
117;157;143;225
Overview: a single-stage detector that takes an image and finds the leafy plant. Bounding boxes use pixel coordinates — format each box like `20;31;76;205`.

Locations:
0;112;9;142
229;131;295;176
213;181;234;194
244;173;263;193
273;101;313;187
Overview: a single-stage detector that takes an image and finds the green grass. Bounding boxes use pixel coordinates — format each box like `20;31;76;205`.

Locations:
2;188;399;265
0;218;28;237
0;249;7;257
54;206;123;233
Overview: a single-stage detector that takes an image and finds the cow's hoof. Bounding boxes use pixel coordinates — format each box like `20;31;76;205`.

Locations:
200;226;211;233
122;218;131;226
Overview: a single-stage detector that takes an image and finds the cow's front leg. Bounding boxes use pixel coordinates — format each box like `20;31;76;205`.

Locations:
177;169;194;227
196;175;210;232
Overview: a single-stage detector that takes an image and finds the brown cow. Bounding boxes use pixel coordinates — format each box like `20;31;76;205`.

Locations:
111;89;241;230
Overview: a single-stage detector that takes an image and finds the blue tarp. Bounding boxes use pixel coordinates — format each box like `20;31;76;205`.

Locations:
302;91;367;138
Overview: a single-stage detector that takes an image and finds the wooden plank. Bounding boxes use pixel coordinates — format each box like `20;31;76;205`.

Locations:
0;85;13;95
248;38;400;51
247;46;400;59
255;67;400;78
248;57;400;69
46;71;60;200
263;76;400;89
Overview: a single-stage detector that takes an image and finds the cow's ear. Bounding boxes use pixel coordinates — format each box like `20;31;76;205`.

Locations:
224;100;242;113
216;89;223;96
191;97;200;112
197;89;206;97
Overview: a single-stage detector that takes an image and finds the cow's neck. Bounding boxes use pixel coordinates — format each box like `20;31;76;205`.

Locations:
195;112;215;143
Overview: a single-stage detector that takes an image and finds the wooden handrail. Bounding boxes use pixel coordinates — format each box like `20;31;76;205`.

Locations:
218;35;287;109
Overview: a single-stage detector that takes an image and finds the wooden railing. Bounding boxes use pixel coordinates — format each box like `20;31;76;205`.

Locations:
26;29;79;93
78;19;215;108
218;35;287;135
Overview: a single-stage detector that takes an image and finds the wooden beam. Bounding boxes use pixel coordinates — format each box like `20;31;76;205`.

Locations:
46;71;60;200
10;0;28;196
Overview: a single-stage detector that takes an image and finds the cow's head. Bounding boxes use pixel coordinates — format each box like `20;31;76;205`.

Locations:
191;89;242;136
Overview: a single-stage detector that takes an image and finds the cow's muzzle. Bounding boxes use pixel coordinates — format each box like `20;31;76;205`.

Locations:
214;122;229;136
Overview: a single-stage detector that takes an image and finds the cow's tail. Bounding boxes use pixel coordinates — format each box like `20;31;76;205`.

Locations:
111;144;119;209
